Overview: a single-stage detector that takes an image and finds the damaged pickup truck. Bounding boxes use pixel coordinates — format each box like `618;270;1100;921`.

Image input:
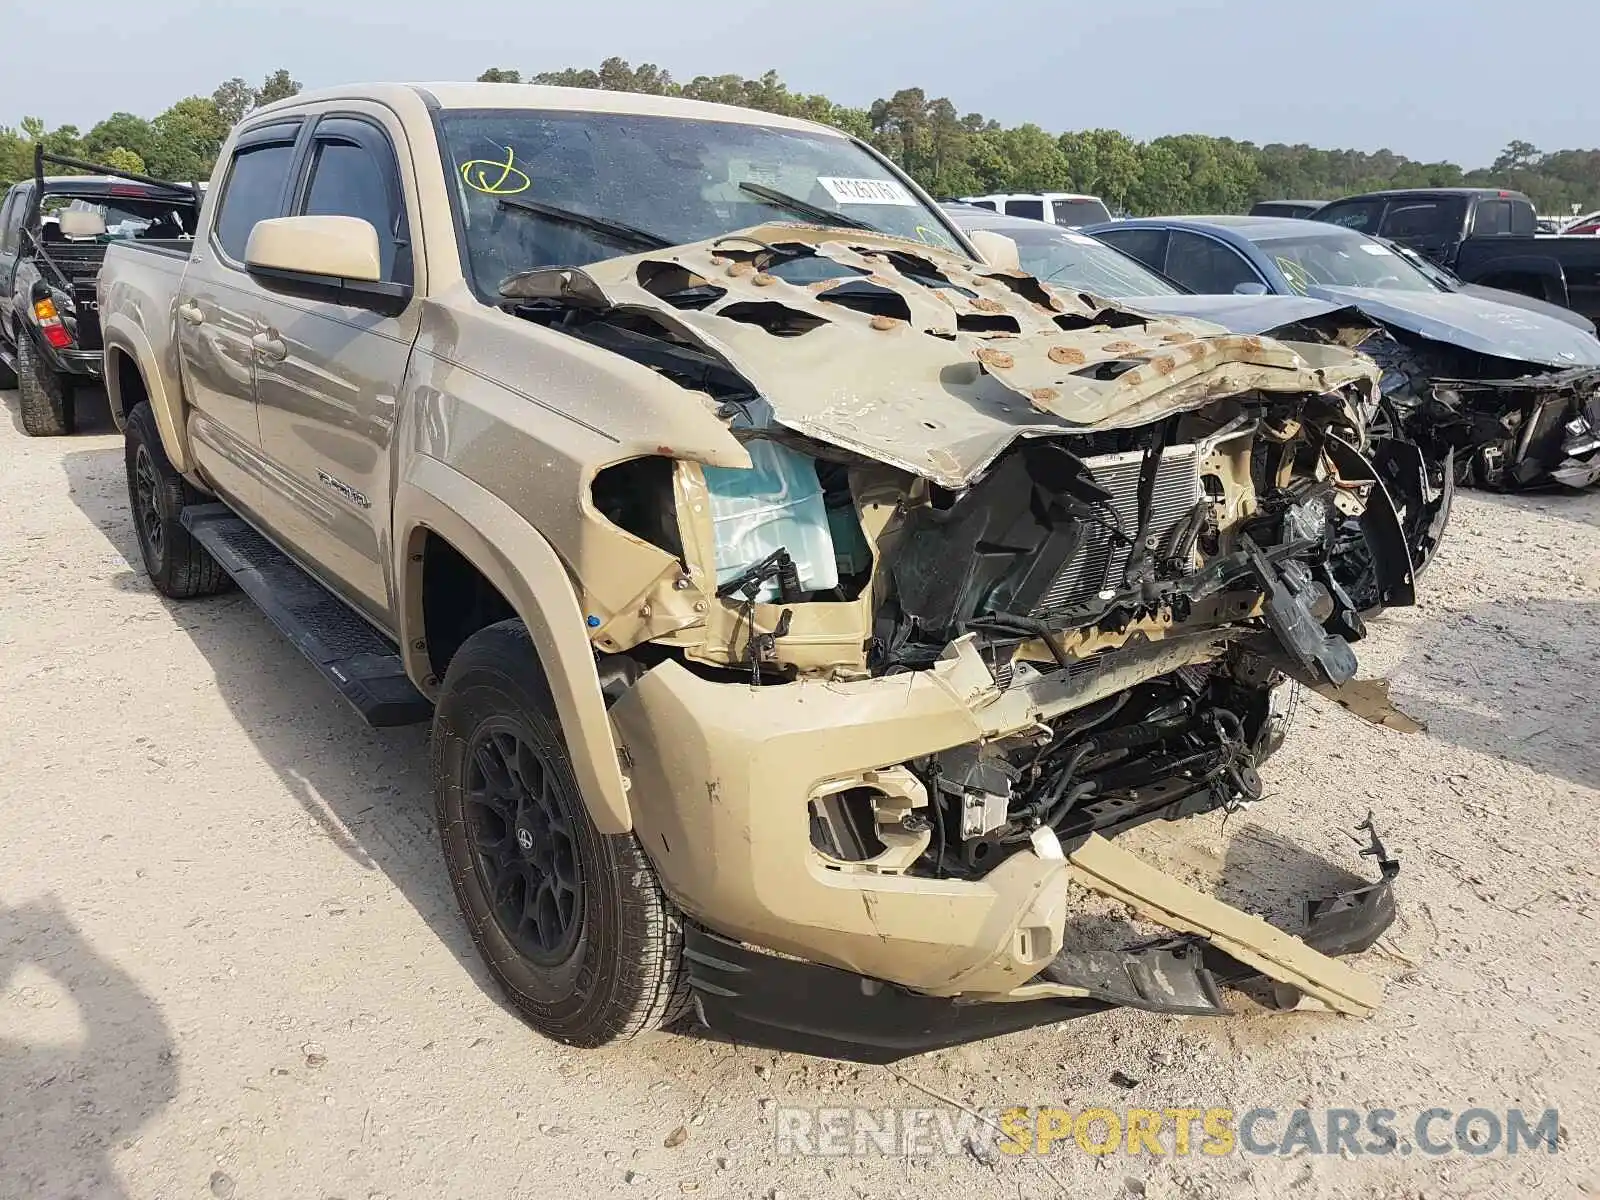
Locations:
97;84;1413;1061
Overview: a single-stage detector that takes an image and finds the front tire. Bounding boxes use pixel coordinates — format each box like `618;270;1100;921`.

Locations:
432;620;690;1047
124;402;230;598
16;335;74;436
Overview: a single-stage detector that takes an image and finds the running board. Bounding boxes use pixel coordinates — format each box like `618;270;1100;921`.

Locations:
181;504;432;727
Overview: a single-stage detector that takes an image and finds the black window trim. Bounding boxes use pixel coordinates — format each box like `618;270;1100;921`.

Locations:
209;119;307;273
1161;228;1269;293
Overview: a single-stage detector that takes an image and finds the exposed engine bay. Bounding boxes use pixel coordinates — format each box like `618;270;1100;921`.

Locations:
1366;328;1600;491
521;227;1417;880
508;226;1417;1041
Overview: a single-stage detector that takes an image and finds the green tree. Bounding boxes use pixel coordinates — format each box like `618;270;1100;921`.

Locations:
104;146;147;175
996;123;1069;192
212;78;258;126
478;67;522;83
84;112;157;164
148;96;229;182
256;69;302;108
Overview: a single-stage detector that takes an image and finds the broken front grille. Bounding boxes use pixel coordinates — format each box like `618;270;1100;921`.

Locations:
1033;443;1203;614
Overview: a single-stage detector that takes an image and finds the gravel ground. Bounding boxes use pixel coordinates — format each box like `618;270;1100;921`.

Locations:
2;390;1597;1200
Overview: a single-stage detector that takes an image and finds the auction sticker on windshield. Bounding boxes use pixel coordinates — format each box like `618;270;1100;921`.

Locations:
818;177;917;206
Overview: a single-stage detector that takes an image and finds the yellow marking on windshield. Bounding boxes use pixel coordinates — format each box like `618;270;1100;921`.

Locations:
460;147;532;196
1275;256;1315;296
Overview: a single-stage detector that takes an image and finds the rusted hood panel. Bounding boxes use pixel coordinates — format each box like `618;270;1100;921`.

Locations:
507;226;1379;487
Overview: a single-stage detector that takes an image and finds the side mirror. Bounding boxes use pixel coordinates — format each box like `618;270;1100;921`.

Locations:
244;215;411;316
968;230;1022;272
246;215;383;282
1233;282;1269;296
58;210;107;239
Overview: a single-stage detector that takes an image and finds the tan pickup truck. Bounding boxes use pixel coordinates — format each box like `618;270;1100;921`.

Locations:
97;82;1417;1061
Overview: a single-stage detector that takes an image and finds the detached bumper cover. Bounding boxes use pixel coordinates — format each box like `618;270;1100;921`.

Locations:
687;820;1399;1062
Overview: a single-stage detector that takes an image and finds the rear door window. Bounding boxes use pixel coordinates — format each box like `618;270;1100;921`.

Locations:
1379;198;1466;244
1315;199;1385;233
213;123;302;264
296;118;411;284
1005;198;1044;220
1093;226;1169;272
1163;231;1265;293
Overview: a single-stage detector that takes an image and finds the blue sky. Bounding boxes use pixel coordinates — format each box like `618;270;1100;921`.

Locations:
4;0;1586;167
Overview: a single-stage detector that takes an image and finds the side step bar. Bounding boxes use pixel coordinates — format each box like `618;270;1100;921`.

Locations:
181;504;432;728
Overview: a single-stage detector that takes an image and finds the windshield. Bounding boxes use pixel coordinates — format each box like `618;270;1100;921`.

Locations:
436;109;963;298
1005;226;1180;297
1251;229;1440;295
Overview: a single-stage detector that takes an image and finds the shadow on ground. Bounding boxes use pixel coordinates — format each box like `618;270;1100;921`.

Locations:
1464;484;1600;532
0;895;179;1200
1390;597;1600;792
58;442;516;1020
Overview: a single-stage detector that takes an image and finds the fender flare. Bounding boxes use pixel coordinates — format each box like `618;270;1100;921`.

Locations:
395;456;633;835
101;315;191;467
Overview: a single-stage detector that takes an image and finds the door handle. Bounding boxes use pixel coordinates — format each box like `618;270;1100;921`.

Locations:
251;332;287;363
177;301;205;326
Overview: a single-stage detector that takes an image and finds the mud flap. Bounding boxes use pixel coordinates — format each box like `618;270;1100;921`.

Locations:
1067;833;1386;1018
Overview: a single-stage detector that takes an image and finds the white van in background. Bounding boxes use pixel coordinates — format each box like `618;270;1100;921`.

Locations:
958;192;1112;227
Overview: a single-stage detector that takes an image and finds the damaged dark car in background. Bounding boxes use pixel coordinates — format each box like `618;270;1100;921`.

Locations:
1088;216;1600;494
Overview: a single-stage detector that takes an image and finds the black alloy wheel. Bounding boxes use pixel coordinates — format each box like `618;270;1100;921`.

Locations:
465;721;584;964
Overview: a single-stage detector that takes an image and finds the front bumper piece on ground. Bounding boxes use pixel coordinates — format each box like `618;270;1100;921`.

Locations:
684;819;1400;1063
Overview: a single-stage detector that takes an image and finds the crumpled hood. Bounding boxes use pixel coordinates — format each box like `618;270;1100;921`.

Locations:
1306;285;1600;369
1117;293;1369;337
506;225;1378;488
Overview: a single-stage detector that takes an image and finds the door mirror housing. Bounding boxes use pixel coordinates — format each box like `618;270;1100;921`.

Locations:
1232;281;1269;296
968;230;1022;272
57;209;107;239
244;215;411;316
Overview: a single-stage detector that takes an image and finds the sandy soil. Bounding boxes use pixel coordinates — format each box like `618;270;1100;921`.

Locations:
2;389;1597;1200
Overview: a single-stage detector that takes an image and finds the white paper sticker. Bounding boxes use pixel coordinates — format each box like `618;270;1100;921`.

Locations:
1359;243;1393;255
817;176;917;206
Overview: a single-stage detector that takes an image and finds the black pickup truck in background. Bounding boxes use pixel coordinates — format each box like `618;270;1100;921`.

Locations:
0;147;200;435
1310;187;1600;328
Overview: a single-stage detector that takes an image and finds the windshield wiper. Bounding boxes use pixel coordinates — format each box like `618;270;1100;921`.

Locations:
495;195;671;252
737;181;877;233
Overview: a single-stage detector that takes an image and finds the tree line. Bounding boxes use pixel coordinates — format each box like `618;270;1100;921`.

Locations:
0;70;302;189
6;59;1597;218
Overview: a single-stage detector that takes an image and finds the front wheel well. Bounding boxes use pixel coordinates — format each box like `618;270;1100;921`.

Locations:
419;531;518;683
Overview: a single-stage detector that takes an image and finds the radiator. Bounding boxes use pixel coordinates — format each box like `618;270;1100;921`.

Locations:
1033;443;1204;615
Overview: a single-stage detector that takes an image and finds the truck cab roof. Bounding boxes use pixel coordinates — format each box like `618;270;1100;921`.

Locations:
256;81;845;136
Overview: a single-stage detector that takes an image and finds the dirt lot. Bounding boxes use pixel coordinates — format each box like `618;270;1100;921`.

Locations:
2;389;1597;1200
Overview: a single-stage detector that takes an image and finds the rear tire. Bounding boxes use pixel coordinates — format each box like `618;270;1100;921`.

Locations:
124;402;231;599
16;335;74;436
432;620;690;1047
